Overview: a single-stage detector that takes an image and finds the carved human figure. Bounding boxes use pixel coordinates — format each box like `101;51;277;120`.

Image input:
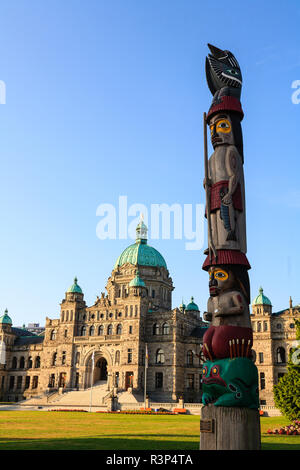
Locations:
203;265;253;360
205;112;246;254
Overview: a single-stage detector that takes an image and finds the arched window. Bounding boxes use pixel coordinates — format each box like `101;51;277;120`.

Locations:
115;350;120;365
98;325;104;336
81;326;86;336
257;322;261;332
162;323;170;335
153;323;160;335
19;357;25;369
52;353;57;366
187;350;193;366
89;326;95;336
28;356;33;368
50;329;56;341
12;357;17;369
35;356;41;368
107;324;113;335
116;324;122;335
276;347;286;364
156;349;165;364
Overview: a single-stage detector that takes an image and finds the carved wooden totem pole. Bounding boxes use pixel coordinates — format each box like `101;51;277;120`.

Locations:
200;44;261;450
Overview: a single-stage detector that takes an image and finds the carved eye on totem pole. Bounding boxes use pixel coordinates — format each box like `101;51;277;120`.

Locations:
208;266;236;297
209;113;235;148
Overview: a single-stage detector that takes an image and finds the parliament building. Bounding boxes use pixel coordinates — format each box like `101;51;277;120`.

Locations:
0;221;208;404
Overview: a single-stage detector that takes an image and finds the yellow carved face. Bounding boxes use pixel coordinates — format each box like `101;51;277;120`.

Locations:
210;118;232;136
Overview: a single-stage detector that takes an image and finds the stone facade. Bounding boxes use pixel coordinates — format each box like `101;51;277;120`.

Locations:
251;290;300;406
0;225;208;403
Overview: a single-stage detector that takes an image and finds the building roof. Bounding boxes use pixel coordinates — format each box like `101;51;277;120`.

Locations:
252;287;272;306
14;335;44;346
185;297;199;312
0;309;12;325
114;222;167;269
129;270;146;287
67;277;83;294
189;326;208;339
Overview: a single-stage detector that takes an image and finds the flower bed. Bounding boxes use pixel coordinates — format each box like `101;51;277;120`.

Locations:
267;420;300;435
96;410;174;415
49;409;88;412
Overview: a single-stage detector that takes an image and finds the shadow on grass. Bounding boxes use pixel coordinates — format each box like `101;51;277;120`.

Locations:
0;436;199;451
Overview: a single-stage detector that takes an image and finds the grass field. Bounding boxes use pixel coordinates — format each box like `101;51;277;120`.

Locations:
0;411;299;450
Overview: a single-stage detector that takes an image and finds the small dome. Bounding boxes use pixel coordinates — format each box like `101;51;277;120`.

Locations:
252;287;272;306
0;309;12;325
179;299;186;311
67;277;83;294
129;270;146;288
114;222;167;269
186;297;199;312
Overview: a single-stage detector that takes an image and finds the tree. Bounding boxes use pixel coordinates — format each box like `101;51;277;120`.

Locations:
273;319;300;421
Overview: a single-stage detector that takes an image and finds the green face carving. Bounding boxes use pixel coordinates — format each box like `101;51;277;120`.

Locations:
202;358;259;409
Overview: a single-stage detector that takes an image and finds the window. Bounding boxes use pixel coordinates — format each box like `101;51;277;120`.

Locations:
9;376;14;390
116;324;122;335
263;321;268;331
187;374;195;390
89;326;95;336
98;325;104;336
75;352;80;365
156;349;165;364
162;323;170;335
107;324;113;335
52;353;57;366
62;351;66;365
277;323;282;330
12;357;17;369
257;322;261;332
155;372;163;389
276;347;286;364
35;356;41;368
152;290;155;298
129;325;133;334
28;357;33;369
17;376;22;390
115;351;120;365
81;326;86;336
64;329;68;338
19;357;25;369
187;350;193;366
153;323;159;335
50;330;56;341
32;376;39;389
260;372;265;390
25;376;30;389
127;349;132;364
258;352;264;364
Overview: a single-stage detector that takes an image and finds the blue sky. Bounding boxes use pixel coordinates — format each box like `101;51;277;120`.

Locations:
0;0;300;326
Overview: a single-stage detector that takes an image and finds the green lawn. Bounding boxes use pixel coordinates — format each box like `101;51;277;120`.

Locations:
0;411;299;450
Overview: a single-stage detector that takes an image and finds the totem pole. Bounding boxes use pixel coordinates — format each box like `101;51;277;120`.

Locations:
200;44;261;450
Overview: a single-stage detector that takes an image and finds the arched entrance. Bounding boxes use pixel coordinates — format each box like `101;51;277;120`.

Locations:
96;357;108;381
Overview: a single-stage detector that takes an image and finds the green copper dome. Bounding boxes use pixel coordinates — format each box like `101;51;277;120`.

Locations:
0;309;12;325
129;270;146;288
67;277;83;294
114;222;167;269
186;297;199;312
252;287;272;306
